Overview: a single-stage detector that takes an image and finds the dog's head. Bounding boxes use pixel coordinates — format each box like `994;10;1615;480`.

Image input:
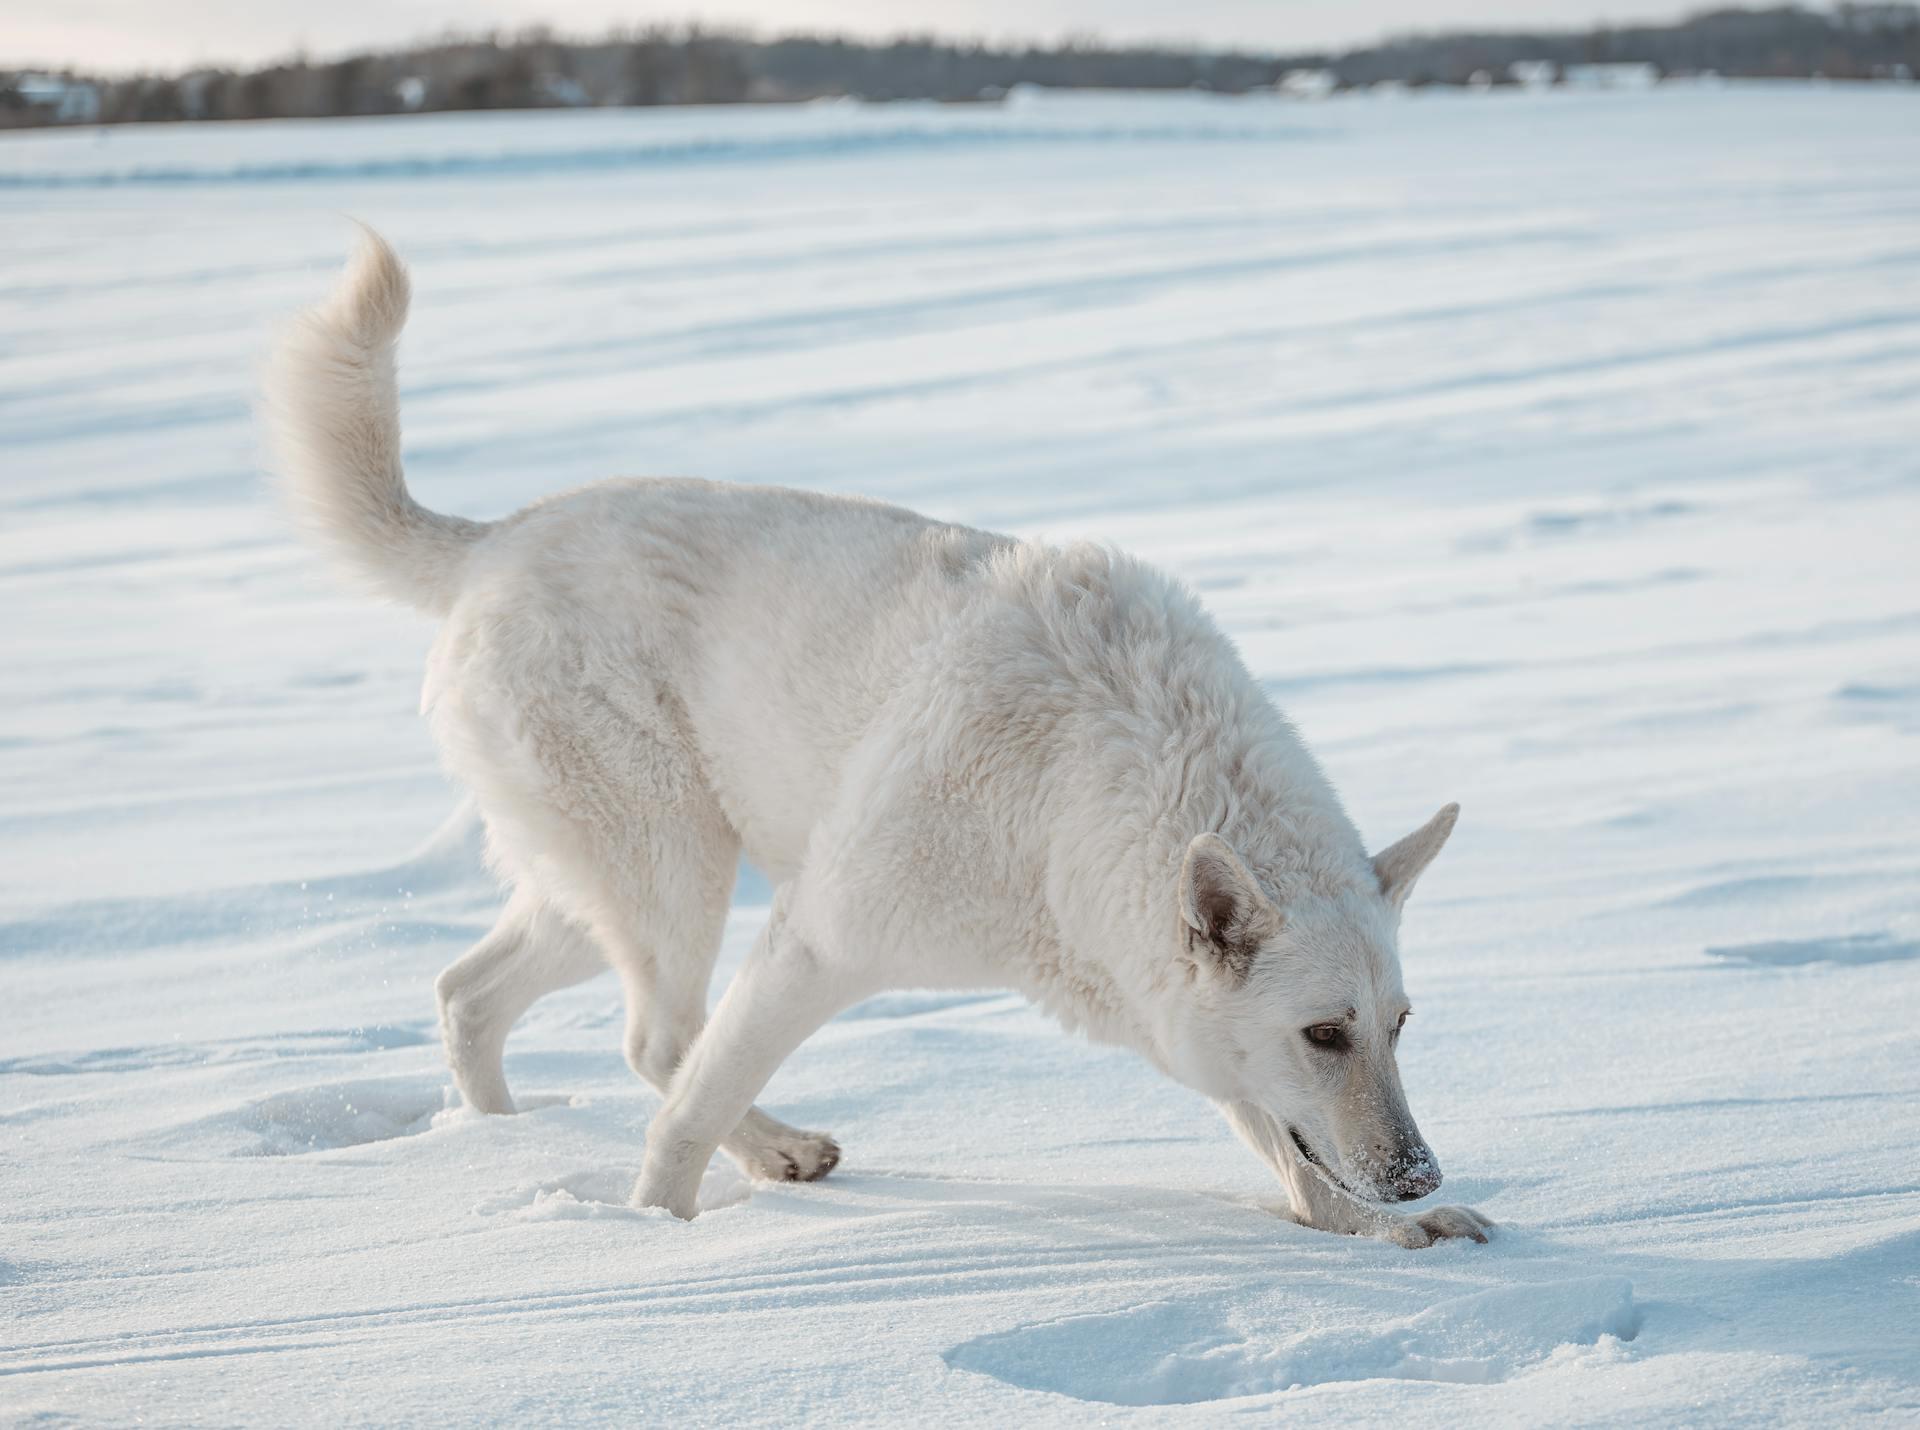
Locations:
1165;804;1458;1204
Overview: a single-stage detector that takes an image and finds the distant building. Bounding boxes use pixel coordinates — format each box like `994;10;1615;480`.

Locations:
1509;60;1558;90
14;73;101;122
1836;3;1920;33
1562;63;1660;90
177;70;215;120
1276;68;1336;99
539;74;589;107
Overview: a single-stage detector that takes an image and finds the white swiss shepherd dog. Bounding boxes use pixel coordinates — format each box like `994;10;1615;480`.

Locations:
265;230;1491;1248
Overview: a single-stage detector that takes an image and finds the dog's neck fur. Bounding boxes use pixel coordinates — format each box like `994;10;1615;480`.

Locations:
985;543;1375;1068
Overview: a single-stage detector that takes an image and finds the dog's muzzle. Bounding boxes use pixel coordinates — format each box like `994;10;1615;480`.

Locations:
1291;1125;1442;1202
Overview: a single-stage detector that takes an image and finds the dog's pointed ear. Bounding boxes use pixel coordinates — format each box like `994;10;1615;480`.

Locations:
1372;803;1459;910
1180;833;1283;981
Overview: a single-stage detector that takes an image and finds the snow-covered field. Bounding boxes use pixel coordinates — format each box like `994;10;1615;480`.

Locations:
4;84;1918;1423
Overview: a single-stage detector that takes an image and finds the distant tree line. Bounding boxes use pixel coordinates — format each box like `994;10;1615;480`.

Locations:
3;6;1916;131
1329;4;1919;87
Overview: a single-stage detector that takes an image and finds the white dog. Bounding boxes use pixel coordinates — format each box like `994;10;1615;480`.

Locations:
265;230;1490;1247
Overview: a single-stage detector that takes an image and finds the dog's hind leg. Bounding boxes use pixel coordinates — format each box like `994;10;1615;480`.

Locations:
436;891;605;1114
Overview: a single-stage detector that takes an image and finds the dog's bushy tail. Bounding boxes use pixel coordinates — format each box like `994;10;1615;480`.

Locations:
264;225;486;615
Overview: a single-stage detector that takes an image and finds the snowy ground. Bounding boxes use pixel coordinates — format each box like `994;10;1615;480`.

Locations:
4;84;1918;1424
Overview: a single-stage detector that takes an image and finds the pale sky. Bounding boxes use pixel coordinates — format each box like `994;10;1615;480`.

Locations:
8;1;1704;74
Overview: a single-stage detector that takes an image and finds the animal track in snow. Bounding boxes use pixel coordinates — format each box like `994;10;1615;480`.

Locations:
168;1082;574;1159
1832;676;1920;732
1707;931;1919;967
944;1276;1639;1405
1654;871;1895;910
235;1078;452;1156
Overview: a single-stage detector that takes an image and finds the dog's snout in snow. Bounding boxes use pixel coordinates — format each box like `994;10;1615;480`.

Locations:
1385;1147;1443;1201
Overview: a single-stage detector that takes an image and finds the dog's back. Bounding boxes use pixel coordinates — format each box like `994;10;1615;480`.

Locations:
265;238;1064;904
424;474;1010;883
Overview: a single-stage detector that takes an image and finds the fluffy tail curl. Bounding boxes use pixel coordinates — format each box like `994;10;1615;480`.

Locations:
263;225;485;614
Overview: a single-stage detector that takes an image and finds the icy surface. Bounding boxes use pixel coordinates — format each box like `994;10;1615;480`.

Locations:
3;86;1918;1423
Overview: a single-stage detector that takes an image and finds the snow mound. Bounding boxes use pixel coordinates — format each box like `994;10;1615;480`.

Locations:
946;1277;1639;1405
0;1025;432;1077
1706;931;1920;967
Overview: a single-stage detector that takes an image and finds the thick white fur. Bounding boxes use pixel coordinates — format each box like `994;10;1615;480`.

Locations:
265;231;1490;1246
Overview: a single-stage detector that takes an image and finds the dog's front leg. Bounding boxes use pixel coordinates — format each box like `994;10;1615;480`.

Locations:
634;891;867;1219
1218;1100;1490;1247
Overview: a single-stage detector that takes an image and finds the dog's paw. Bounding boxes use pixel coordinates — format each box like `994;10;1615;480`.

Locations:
630;1170;701;1220
632;1134;708;1220
1384;1204;1494;1248
738;1129;841;1183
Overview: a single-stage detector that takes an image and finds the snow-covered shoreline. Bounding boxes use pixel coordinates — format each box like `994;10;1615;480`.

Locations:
4;87;1917;1423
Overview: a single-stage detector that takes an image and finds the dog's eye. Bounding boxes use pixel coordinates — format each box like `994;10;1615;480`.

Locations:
1303;1023;1348;1051
1396;1011;1409;1031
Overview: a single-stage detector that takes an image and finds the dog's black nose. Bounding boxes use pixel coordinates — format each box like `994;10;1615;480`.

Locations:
1385;1150;1442;1201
